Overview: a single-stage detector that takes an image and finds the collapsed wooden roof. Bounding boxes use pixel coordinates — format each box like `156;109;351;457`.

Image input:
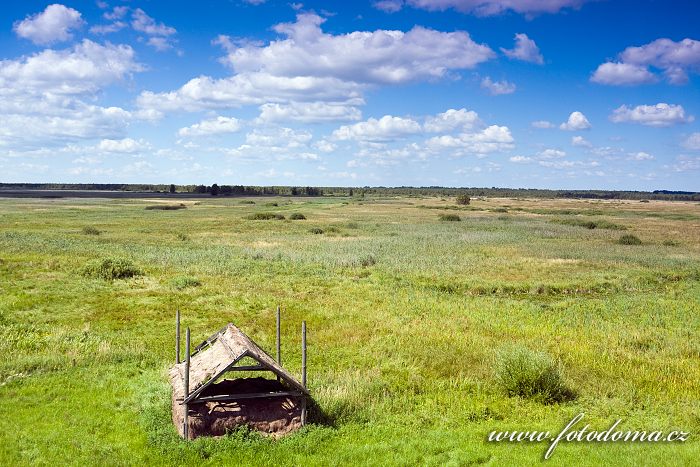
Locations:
169;323;308;404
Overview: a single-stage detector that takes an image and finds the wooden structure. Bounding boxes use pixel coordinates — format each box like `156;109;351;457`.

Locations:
169;310;309;439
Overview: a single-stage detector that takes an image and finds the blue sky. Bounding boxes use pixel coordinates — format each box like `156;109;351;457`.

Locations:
1;0;699;190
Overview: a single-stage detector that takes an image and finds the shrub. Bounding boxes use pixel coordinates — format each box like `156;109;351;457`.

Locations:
495;346;574;404
309;227;324;234
553;218;626;230
82;258;142;280
345;222;359;229
145;204;186;210
439;214;461;222
245;212;285;220
264;202;279;207
289;213;306;220
81;226;101;235
663;239;680;246
175;232;189;241
492;208;508;213
170;276;201;290
618;234;642;245
239;200;255;204
360;255;377;267
456;194;471;205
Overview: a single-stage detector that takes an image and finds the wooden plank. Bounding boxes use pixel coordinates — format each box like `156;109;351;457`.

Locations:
184;327;190;440
301;321;307;388
192;391;303;403
228;365;266;371
175;309;180;364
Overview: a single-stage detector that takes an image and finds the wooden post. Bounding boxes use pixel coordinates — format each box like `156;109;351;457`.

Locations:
301;321;307;426
175;309;180;364
301;321;307;388
184;327;190;440
276;305;281;383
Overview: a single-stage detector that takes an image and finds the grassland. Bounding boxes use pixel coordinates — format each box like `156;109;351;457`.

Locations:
0;195;698;466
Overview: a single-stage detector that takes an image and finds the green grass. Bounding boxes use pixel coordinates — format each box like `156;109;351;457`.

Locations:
0;195;699;465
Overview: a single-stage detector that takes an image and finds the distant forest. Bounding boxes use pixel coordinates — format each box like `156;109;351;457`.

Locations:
1;183;698;201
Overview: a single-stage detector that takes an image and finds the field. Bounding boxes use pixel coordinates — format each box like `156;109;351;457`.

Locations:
0;195;699;465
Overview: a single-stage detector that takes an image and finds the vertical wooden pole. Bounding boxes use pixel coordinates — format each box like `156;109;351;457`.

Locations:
301;321;307;388
276;305;281;383
175;309;180;364
301;321;307;426
183;327;190;440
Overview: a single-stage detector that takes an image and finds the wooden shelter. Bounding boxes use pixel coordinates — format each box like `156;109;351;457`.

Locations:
169;310;309;439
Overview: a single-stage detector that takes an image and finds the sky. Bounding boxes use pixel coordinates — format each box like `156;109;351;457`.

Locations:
1;0;699;190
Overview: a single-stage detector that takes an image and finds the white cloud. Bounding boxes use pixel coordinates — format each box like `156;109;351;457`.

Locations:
571;136;592;147
177;116;242;137
245;127;312;148
424;108;479;132
501;33;543;64
0;39;142;97
131;8;177;51
373;0;404;12
509;155;532;163
531;120;555;129
313;139;337;153
480;77;516;95
13;4;84;45
333;115;422;142
682;132;700;150
591;38;700;85
219;13;495;85
89;22;127;35
669;156;700;172
258;102;362;123
104;6;129;21
559;111;591;131
97;138;149;153
424;125;514;154
538;148;566;159
136;74;363;114
591;62;656;86
379;0;587;16
610;103;693;127
628;151;654;161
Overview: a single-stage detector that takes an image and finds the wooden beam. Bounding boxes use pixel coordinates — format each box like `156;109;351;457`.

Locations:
175;309;180;364
192;391;303;403
276;305;281;383
301;321;307;388
228;365;267;371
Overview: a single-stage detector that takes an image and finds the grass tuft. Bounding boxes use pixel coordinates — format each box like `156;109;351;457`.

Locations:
495;346;575;404
145;204;186;210
289;213;306;220
245;212;285;220
618;234;642;245
81;258;142;280
309;227;324;234
169;276;201;290
438;214;461;222
81;226;101;235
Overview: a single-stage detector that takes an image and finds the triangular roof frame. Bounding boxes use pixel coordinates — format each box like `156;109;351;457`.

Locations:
171;323;309;405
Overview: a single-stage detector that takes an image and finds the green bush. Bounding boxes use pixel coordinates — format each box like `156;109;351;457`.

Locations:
309;227;324;234
439;214;461;222
239;200;255;204
456;194;471;205
82;258;142;280
495;346;574;404
663;239;680;246
170;276;201;290
245;212;285;220
175;232;189;241
289;213;306;220
618;234;642;245
264;202;278;207
553;218;626;230
81;226;101;235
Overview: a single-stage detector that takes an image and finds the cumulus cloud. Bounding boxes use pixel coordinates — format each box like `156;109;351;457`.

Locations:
258;102;362;123
177;116;242;137
424;108;480;132
537;148;566;159
13;4;84;45
219;13;495;84
531;120;555;129
424;125;514;154
501;33;543;64
571;135;592;147
97;138;149;153
509;155;532;163
627;151;654;161
559;111;591;131
480;77;516;95
591;38;700;85
682;132;700;150
610;103;693;127
374;0;587;16
131;8;177;51
245;127;312;148
0;40;142;147
0;39;142;97
333;115;422;142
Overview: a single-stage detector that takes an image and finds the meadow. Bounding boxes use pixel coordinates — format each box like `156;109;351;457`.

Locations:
0;194;698;466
